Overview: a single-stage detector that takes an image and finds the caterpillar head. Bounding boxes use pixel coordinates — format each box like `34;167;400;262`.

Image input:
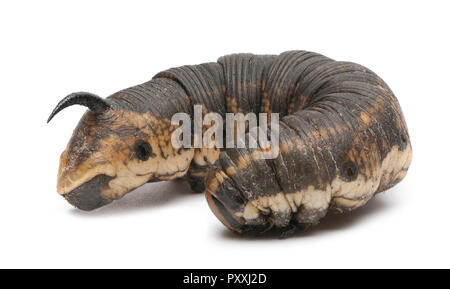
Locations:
48;92;194;211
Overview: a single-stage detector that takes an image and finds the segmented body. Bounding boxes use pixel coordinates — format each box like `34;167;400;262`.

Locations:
158;51;411;233
53;51;412;235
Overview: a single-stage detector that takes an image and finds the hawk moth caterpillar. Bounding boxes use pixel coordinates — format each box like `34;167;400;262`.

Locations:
48;51;412;237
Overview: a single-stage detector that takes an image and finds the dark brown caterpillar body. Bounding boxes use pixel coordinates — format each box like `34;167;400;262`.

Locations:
48;51;412;236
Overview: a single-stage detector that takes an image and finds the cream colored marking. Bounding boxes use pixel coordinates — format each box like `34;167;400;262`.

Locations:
250;151;261;161
57;109;195;201
242;202;260;220
360;111;371;125
377;144;412;191
193;148;220;167
193;149;207;166
237;155;251;170
238;143;412;223
247;192;292;219
280;141;292;153
285;193;298;213
57;151;116;195
225;166;237;176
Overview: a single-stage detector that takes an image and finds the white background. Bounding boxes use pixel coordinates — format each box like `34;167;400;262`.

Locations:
1;0;449;268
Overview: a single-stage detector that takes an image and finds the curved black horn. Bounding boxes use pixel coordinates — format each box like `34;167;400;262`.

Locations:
47;92;111;123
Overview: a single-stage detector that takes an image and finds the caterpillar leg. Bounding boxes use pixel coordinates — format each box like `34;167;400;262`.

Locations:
185;163;208;193
205;147;296;235
205;150;330;237
279;221;301;239
205;107;412;236
186;175;206;193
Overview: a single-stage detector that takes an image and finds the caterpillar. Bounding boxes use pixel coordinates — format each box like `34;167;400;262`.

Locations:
48;50;412;237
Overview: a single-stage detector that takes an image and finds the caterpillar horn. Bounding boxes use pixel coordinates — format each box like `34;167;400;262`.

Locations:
47;92;111;123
